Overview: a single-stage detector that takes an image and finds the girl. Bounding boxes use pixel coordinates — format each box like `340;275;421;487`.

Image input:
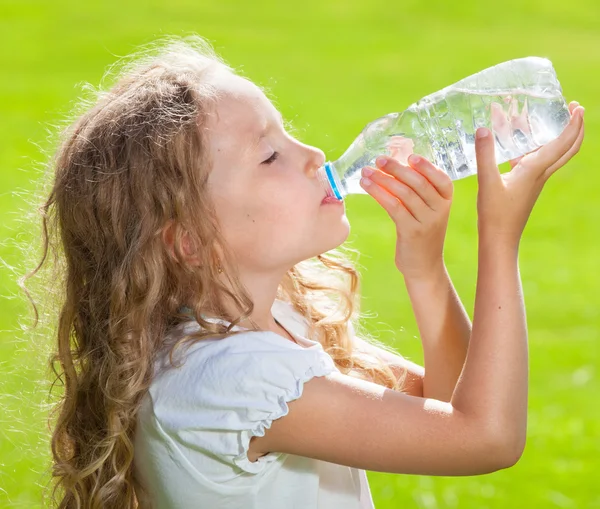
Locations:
23;35;585;508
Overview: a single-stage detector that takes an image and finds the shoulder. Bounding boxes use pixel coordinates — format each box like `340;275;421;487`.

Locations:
146;323;339;474
150;324;337;403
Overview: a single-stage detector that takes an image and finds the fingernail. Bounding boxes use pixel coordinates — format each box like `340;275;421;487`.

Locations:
361;177;372;187
408;154;421;165
362;167;374;177
476;128;489;139
376;156;388;167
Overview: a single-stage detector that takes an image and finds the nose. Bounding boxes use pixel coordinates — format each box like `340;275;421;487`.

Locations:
304;144;326;178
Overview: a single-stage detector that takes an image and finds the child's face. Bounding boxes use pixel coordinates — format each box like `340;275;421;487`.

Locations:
205;73;350;275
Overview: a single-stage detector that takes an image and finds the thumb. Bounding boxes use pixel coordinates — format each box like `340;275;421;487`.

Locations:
475;128;501;187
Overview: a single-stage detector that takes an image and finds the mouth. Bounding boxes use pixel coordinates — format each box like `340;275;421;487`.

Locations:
321;195;343;205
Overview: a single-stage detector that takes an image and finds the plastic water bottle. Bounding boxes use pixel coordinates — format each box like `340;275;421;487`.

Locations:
317;56;571;201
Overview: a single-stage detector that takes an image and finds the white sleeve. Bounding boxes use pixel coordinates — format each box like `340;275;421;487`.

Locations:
150;331;338;475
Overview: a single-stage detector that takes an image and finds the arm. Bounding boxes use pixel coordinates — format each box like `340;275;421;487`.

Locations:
361;241;527;450
352;333;425;397
251;106;581;471
403;264;471;402
351;264;471;401
350;239;527;452
250;239;527;473
451;237;528;453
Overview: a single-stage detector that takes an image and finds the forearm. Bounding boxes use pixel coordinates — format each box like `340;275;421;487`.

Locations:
404;265;472;402
451;236;527;451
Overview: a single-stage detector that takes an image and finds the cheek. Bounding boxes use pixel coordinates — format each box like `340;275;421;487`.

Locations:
218;191;314;251
249;198;310;238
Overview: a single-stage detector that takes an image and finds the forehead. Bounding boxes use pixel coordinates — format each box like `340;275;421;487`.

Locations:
207;74;276;158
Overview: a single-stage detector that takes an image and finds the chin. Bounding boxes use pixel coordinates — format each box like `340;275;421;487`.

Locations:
321;216;351;252
294;216;351;263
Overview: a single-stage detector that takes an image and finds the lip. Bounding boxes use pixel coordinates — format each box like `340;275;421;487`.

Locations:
321;196;344;205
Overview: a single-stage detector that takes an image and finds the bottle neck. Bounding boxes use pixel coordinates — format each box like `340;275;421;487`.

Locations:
317;161;344;200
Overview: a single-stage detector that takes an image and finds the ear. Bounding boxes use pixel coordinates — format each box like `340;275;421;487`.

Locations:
161;220;201;265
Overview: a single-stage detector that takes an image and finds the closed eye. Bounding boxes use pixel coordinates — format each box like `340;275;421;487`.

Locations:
262;152;280;165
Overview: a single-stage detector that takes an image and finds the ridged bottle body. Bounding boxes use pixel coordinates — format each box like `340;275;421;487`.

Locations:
319;57;570;200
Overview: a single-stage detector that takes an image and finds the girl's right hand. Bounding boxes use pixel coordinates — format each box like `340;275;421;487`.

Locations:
474;100;585;245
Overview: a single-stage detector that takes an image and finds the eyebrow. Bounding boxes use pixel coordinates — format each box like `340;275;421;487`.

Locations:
250;110;285;150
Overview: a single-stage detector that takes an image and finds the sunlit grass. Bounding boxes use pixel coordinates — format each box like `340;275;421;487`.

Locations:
1;1;598;507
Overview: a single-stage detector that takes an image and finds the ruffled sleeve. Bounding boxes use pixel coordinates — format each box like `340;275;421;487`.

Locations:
149;330;338;475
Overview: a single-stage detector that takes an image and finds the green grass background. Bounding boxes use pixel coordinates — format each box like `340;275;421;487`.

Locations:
1;0;599;507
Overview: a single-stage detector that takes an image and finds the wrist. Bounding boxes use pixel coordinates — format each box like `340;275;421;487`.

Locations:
478;230;520;256
477;225;521;250
402;263;448;287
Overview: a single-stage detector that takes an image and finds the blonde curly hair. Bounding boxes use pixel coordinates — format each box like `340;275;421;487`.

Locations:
19;34;408;509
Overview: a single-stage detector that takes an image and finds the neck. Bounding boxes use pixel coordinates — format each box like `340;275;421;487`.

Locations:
210;263;290;332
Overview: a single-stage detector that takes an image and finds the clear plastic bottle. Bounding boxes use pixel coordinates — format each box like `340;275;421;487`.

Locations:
317;56;571;200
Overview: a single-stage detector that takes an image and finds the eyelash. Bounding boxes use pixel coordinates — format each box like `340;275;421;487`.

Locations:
262;151;280;165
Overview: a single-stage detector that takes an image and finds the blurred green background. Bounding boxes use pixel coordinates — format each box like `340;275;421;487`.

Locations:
1;0;598;507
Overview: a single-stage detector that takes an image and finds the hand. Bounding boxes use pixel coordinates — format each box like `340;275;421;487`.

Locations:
387;135;415;164
489;96;533;155
359;152;454;280
475;100;585;245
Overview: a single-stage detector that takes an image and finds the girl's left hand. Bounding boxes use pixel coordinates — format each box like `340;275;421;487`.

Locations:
359;153;454;280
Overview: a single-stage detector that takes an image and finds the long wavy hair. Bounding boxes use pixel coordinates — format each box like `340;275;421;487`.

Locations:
19;34;408;509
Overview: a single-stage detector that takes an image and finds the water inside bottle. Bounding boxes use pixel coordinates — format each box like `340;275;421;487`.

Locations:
425;88;570;180
332;88;570;196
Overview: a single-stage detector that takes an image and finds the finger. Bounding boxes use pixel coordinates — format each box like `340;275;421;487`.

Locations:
474;128;502;187
542;117;585;179
508;101;579;170
490;99;533;156
508;155;524;169
360;175;418;223
365;163;430;218
376;156;442;211
490;101;521;155
387;136;415;165
568;101;580;114
514;97;531;130
509;146;541;169
490;101;511;139
527;105;584;172
510;97;533;143
407;154;454;201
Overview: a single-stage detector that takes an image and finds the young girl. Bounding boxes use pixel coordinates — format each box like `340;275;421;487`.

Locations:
24;35;585;508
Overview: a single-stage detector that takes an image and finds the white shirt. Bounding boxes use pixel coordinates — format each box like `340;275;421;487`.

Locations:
133;299;376;509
